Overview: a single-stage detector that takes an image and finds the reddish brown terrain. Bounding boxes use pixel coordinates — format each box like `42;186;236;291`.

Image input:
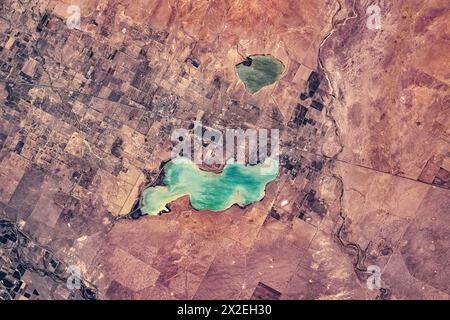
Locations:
0;0;448;300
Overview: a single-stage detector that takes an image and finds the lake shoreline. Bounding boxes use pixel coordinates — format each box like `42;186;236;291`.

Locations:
141;157;279;215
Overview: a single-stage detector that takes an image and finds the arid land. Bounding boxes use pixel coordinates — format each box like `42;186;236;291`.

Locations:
0;0;448;300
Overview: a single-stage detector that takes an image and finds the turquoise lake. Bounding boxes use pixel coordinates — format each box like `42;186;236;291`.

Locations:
141;157;279;215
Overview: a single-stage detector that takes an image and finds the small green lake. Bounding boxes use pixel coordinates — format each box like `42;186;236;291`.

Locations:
141;157;279;215
236;54;284;94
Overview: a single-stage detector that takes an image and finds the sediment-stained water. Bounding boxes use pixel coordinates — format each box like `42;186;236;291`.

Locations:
141;157;279;215
236;54;284;94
